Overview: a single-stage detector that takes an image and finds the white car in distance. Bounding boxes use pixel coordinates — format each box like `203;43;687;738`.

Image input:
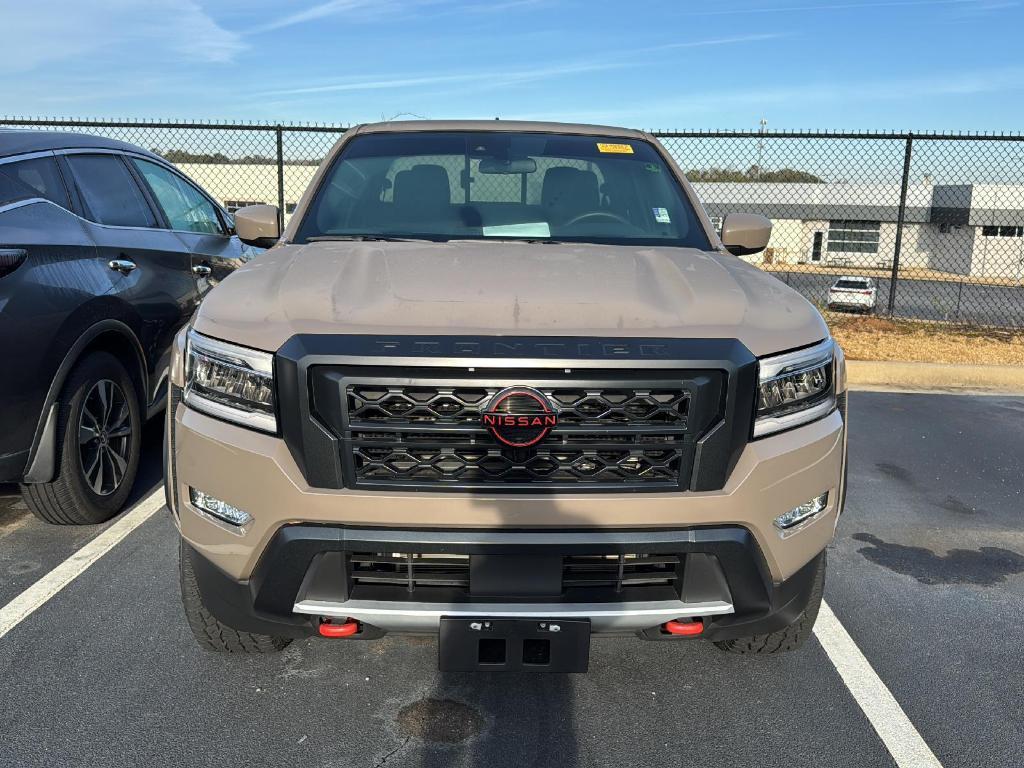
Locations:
827;276;877;313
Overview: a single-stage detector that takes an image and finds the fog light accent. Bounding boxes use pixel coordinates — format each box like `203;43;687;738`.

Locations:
775;492;828;531
189;488;252;526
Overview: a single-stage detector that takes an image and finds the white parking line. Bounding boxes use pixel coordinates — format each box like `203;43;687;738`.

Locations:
0;490;164;641
816;599;944;768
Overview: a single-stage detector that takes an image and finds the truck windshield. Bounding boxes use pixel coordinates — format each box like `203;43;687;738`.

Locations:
294;131;712;249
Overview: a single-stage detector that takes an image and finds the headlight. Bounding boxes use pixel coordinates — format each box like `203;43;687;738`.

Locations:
754;339;835;438
184;329;276;433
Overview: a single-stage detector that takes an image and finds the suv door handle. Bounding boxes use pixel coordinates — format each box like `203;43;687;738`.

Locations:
192;264;212;278
108;259;137;274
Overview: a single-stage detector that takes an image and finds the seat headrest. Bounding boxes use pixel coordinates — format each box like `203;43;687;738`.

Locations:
393;164;452;212
541;167;599;220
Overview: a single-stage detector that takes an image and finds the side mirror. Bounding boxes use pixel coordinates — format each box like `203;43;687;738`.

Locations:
720;213;772;256
234;204;280;248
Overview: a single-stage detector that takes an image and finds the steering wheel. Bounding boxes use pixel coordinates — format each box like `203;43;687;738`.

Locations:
563;210;632;227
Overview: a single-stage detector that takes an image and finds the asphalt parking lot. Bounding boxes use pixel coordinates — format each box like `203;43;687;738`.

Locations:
1;391;1021;768
778;271;1024;326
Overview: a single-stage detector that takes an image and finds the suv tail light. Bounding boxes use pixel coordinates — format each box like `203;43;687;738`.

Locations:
0;248;27;278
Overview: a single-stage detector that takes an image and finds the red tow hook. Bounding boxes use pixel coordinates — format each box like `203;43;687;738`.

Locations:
663;618;704;636
319;618;360;638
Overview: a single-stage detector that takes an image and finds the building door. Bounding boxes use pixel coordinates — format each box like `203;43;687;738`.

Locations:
810;231;824;263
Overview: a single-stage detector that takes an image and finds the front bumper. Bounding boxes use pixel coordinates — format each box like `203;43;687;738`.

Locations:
827;297;875;309
184;525;827;642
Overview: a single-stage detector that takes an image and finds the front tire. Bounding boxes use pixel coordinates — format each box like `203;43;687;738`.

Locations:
21;352;142;525
179;543;291;653
714;551;826;655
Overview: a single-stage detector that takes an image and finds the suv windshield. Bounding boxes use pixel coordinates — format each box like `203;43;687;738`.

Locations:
294;131;712;249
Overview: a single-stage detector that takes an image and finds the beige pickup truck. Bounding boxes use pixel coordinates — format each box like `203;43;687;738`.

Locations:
166;120;847;672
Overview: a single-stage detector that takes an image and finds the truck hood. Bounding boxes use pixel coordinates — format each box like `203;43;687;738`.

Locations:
193;240;828;357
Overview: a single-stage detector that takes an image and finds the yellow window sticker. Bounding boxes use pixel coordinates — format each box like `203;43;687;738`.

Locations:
596;142;634;154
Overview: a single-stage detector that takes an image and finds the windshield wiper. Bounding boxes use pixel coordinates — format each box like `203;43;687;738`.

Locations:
307;235;444;243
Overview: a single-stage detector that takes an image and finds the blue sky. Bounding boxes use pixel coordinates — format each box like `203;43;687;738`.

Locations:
2;0;1022;130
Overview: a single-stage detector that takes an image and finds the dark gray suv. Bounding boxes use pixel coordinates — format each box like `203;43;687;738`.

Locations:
0;130;252;524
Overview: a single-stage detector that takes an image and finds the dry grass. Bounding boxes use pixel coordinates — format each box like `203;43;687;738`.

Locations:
829;315;1024;365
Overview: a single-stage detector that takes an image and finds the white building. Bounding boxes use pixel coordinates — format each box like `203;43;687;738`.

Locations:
695;181;1024;281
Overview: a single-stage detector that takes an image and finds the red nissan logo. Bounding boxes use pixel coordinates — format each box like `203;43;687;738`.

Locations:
481;387;558;448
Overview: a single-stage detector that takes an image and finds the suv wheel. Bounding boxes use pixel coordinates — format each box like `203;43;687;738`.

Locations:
179;543;291;653
714;551;826;655
21;352;141;525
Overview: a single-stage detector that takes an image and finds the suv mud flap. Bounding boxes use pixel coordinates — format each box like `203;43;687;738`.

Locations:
439;618;591;673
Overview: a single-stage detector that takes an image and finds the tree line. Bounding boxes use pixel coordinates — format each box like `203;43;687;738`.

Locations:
685;165;823;183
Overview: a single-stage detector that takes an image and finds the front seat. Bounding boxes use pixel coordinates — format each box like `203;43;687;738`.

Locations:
541;167;600;225
392;164;452;228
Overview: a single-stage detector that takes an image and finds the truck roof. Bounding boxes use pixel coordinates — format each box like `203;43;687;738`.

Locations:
353;119;650;139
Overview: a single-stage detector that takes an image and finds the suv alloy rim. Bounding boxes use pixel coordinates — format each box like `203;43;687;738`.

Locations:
78;379;133;496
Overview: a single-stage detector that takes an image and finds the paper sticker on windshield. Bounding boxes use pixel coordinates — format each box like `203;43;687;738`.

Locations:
652;207;671;224
597;142;634;154
482;222;551;238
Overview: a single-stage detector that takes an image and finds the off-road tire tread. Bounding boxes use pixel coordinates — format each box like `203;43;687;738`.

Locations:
714;551;826;655
179;543;291;653
20;352;140;525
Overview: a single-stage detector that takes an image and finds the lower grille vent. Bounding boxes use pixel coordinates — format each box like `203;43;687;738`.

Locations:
562;554;679;591
351;553;470;590
348;552;679;595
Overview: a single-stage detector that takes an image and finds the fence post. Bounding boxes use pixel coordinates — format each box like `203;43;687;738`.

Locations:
275;126;285;232
887;133;914;317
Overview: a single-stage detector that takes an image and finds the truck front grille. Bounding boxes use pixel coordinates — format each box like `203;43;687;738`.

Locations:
277;337;755;493
323;373;712;491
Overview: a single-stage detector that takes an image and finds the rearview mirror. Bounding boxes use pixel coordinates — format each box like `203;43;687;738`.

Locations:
479;157;537;174
234;204;280;248
720;213;772;256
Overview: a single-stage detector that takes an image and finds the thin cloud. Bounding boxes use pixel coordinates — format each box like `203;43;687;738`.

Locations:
248;0;553;33
690;0;981;14
706;67;1024;105
463;0;549;10
643;33;786;51
247;0;398;34
517;66;1024;126
1;0;244;71
260;60;632;97
257;32;784;98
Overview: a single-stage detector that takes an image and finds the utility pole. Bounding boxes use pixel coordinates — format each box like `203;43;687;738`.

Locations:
756;118;767;180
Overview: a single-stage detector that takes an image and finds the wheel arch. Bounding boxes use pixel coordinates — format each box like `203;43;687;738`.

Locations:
22;319;148;484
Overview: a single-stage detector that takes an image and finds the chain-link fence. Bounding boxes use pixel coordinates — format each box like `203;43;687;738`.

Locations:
658;130;1024;328
3;118;1023;328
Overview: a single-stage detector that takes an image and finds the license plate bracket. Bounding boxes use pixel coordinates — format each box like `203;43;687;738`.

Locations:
439;618;591;673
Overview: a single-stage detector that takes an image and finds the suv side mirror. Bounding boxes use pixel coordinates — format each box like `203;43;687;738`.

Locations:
234;205;281;248
720;213;772;256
